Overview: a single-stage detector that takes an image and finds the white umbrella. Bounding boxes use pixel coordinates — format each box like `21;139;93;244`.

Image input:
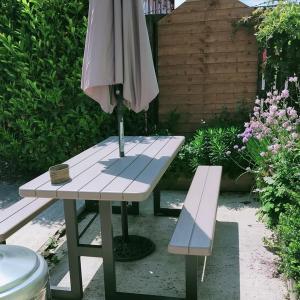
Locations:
81;0;159;156
81;0;159;261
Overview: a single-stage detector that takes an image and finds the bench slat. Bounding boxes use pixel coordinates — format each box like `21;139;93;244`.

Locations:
0;197;37;223
168;166;209;255
189;166;222;256
0;198;56;241
168;166;222;256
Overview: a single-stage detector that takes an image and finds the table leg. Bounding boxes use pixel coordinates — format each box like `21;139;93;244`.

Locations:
63;200;83;299
99;201;116;299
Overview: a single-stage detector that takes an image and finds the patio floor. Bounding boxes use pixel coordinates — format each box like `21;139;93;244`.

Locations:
44;192;287;300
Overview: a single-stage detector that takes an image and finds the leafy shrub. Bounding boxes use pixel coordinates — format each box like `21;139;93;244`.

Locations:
256;146;300;227
256;1;300;90
235;1;300;93
169;126;244;177
278;203;300;294
0;0;150;179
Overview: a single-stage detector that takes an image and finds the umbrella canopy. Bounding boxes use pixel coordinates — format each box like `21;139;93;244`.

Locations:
81;0;159;114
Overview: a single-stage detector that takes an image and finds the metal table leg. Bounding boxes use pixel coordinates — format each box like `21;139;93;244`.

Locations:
51;200;103;300
99;201;116;300
63;200;83;299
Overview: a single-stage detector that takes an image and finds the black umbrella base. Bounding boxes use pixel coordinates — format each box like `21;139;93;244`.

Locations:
113;235;155;262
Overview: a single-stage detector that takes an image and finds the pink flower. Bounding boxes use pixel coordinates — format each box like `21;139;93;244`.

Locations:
291;132;298;139
287;107;298;119
281;89;289;99
255;99;261;105
254;106;260;112
277;109;286;118
267;92;272;97
234;145;239;149
289;76;298;82
283;121;289;128
260;152;266;157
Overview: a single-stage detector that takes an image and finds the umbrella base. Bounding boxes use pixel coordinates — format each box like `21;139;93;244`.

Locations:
113;235;155;262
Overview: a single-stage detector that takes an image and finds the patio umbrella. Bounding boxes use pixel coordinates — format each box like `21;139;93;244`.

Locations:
81;0;159;261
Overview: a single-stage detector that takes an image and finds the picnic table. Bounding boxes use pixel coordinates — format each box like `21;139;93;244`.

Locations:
19;135;185;300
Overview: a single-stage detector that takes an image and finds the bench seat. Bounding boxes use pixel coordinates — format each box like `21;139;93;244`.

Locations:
169;165;222;256
0;197;56;243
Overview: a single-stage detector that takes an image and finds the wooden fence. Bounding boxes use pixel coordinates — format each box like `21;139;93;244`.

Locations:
157;0;258;134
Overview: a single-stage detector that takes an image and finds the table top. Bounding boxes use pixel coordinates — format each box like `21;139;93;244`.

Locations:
19;136;185;202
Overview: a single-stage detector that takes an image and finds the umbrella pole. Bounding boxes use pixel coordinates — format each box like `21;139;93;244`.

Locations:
116;89;129;242
116;96;125;158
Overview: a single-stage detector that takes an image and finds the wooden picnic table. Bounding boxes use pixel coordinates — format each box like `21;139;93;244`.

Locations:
19;135;185;300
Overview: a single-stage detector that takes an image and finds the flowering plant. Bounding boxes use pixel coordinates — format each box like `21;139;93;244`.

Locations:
231;75;299;172
228;76;300;227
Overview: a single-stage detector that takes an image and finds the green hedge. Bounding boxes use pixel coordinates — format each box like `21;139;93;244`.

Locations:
0;0;151;179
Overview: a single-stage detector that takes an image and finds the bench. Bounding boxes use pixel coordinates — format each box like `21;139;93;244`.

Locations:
0;197;57;244
168;165;222;300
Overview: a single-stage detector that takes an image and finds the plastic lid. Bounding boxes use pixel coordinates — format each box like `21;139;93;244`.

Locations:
0;245;40;293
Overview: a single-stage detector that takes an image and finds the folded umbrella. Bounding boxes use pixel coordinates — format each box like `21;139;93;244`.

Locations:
81;0;159;262
81;0;159;114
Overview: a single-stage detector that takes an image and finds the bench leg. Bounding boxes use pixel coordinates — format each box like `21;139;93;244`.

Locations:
63;200;83;299
185;256;198;300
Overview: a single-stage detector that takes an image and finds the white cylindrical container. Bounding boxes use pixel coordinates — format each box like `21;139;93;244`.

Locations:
0;245;51;300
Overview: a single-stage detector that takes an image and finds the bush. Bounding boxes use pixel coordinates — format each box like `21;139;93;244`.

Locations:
169;126;244;177
278;203;300;294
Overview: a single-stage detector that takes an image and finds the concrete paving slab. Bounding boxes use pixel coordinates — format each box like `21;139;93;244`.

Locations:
49;192;288;300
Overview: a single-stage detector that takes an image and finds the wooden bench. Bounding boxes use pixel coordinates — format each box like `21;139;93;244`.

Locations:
0;197;57;244
168;165;222;300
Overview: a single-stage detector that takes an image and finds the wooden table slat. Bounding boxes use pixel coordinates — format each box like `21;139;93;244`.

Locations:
55;137;143;199
79;136;160;200
19;136;185;203
123;136;185;201
100;136;172;200
19;136;118;197
35;137;138;198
